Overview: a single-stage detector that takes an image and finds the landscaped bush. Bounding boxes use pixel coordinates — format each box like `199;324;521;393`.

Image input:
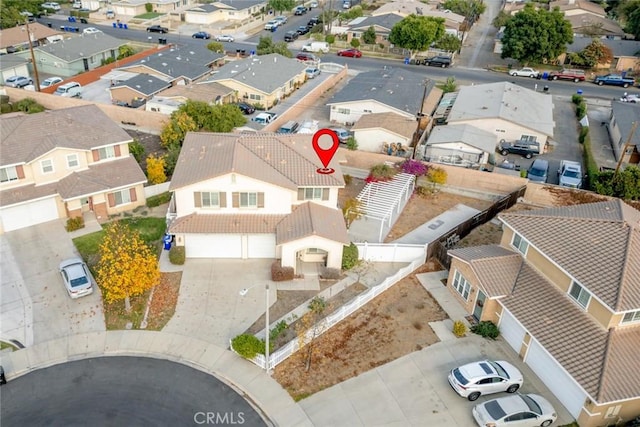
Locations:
269;320;288;341
13;98;45;114
271;260;294;281
415;185;430;197
65;216;85;232
346;136;358;151
231;333;266;359
571;94;583;105
342;242;359;270
366;163;397;183
325;34;335;44
129;139;145;163
452;320;467;337
168;246;185;265
572;94;587;119
471;321;500;339
400;159;428;176
320;267;341;280
146;192;172;208
578;125;589;144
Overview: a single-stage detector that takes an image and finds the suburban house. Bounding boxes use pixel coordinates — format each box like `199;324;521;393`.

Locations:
109;74;171;106
351;112;416;154
340;13;404;45
185;0;266;24
0;22;63;55
372;0;465;35
146;82;234;114
561;38;640;72
112;46;225;85
446;200;640;427
0;56;31;86
608;101;640;166
15;32;124;77
422;123;497;168
110;0;196;16
446;82;555;146
566;15;626;39
202;53;307;110
550;0;608;19
0;105;147;233
167;132;349;273
327;67;442;125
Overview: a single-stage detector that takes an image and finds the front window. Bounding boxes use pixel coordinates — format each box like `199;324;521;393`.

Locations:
452;270;471;301
304;188;323;200
41;159;54;174
113;189;132;206
239;192;257;208
99;146;115;160
512;233;528;255
569;281;590;308
520;135;537;142
249;94;261;100
337;108;350;115
201;192;220;208
67;154;79;168
622;310;640;324
1;166;19;183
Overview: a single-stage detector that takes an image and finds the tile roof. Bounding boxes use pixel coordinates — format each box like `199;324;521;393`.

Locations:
0;105;132;166
169;132;344;191
215;0;265;10
550;0;606;16
599;326;640;402
112;74;171;96
567;38;640;57
276;202;350;245
160;81;234;103
0;23;63;49
567;14;625;35
447;82;555;137
352;112;416;139
0;181;59;208
34;32;124;62
350;13;405;31
168;213;286;233
121;45;224;81
327;68;436;117
500;200;640;311
426;124;498;153
611;102;640;148
449;244;522;297
205;54;307;94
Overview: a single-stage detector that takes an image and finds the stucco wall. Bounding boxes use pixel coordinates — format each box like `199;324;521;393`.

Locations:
280;235;344;272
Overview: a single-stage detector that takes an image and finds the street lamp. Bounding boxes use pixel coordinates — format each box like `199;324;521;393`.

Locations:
239;283;271;374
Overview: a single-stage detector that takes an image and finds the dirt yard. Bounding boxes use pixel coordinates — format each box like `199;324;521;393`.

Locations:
273;263;447;401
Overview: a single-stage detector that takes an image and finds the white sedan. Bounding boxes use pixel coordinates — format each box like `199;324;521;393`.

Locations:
448;360;523;401
215;34;234;42
40;76;63;89
508;67;540;78
59;258;94;299
83;27;101;34
473;394;557;427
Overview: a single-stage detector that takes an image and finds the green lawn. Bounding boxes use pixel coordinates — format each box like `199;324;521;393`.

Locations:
133;12;164;19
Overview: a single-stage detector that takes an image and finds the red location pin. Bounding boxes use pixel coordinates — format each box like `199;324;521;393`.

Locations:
312;128;340;175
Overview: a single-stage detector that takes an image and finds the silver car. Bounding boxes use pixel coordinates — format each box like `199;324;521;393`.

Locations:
59;258;94;299
5;76;33;88
472;393;557;427
448;360;523;401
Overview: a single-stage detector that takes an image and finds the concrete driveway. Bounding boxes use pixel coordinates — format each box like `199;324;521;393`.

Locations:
0;220;105;347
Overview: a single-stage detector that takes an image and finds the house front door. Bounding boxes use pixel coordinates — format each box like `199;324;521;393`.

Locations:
473;290;486;321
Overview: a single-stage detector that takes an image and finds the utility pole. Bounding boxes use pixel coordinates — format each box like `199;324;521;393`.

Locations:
614;121;638;174
411;82;429;159
24;19;41;91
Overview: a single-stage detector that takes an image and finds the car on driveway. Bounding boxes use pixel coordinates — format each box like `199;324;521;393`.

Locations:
147;25;169;33
472;393;557;427
305;67;321;79
329;127;350;143
59;258;94;299
40;76;63;89
215;34;234;42
448;360;523;401
423;56;451;67
234;102;255;115
498;139;540;159
508;67;539;78
192;31;211;39
337;48;362;58
83;27;102;34
5;76;33;88
252;112;277;125
527;159;549;183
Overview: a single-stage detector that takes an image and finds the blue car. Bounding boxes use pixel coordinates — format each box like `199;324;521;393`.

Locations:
192;31;211;39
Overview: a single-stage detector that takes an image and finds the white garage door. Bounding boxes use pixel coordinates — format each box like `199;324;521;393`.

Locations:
247;234;276;258
185;234;242;258
0;197;59;232
526;339;587;418
499;309;527;353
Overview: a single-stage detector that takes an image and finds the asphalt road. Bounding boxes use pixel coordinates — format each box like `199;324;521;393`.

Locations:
0;357;266;427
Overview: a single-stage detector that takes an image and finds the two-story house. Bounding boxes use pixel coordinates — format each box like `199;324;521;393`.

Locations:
445;200;640;427
0;105;147;233
167;132;349;272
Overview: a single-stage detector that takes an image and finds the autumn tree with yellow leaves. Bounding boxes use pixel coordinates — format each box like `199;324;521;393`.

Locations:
96;221;160;312
146;154;167;184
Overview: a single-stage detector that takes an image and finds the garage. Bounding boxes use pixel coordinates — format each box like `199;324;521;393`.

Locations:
247;234;276;258
525;339;587;418
499;309;527;353
185;234;242;258
0;197;60;232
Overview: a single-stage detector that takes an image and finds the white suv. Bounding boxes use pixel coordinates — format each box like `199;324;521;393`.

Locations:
448;360;523;401
54;81;82;98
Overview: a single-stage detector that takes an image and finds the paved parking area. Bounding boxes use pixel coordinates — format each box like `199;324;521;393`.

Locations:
0;221;105;347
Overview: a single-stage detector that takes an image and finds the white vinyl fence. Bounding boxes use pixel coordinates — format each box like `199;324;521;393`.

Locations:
144;182;170;198
356;242;427;263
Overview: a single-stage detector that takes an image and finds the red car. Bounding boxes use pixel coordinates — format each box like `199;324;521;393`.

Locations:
337;48;362;58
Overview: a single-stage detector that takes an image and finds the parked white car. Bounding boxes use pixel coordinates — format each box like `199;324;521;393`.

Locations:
42;2;61;11
297;120;319;134
448;360;523;401
83;27;101;34
252;112;277;125
472;394;557;427
508;67;540;78
59;258;94;299
40;76;63;89
54;81;82;98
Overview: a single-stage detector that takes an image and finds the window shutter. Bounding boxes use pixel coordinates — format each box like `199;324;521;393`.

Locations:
16;165;25;179
194;192;201;208
232;192;239;208
129;188;137;202
108;193;115;207
92;150;99;161
322;188;329;201
257;192;264;208
298;188;305;200
219;192;226;208
114;145;121;157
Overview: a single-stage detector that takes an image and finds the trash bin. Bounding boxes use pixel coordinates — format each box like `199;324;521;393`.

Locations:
118;22;123;29
113;22;117;28
123;24;128;29
80;18;88;24
47;22;52;28
542;71;548;80
0;366;6;385
404;57;410;65
163;234;173;251
577;89;583;95
543;85;549;93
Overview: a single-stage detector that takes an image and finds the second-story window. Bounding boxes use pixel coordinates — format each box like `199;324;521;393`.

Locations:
240;192;257;208
1;166;19;183
41;159;54;174
298;187;329;201
569;281;590;309
98;146;115;160
67;154;79;168
622;310;640;324
201;192;219;208
511;232;528;255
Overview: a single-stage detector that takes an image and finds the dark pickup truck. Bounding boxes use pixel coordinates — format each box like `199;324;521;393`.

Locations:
593;74;635;88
